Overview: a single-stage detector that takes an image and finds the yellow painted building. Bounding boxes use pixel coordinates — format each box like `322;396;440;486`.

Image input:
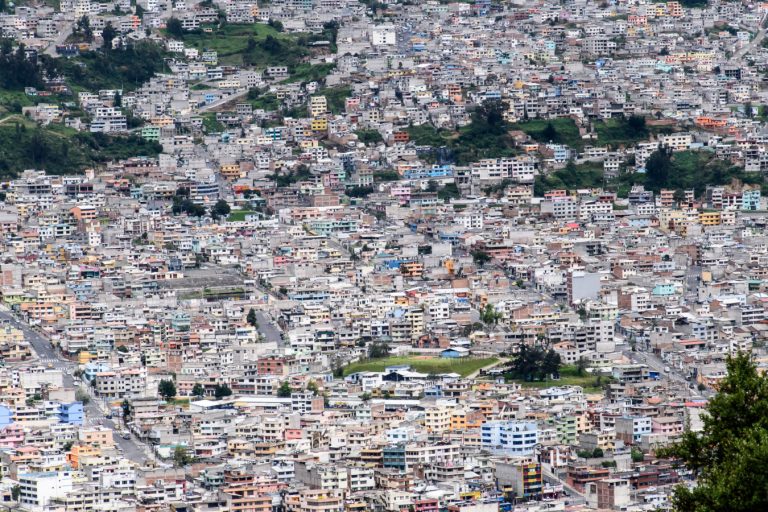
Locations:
310;96;327;117
699;211;721;226
310;118;328;131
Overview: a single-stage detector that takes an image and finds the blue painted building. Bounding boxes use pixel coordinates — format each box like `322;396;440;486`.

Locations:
83;362;111;383
652;283;676;296
0;405;12;429
441;347;470;358
383;445;406;470
59;402;84;425
743;189;761;210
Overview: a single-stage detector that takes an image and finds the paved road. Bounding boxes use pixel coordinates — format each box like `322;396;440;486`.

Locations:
93;399;153;464
255;311;283;345
729;12;768;63
0;308;152;464
621;348;708;400
0;310;60;361
465;357;509;380
198;88;250;113
43;21;74;57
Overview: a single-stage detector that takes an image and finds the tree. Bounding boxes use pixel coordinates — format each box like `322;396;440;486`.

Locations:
576;357;590;377
158;379;176;401
11;485;19;501
261;35;282;54
166;17;184;38
173;446;191;467
542;122;559;142
644;146;673;192
368;341;390;359
121;399;132;423
191;383;204;398
102;22;117;51
627;114;646;133
214;383;232;399
268;18;284;32
307;380;319;396
172;196;206;217
246;36;257;53
661;353;768;512
473;100;507;135
631;447;644;462
211;199;231;220
480;304;502;325
76;16;93;43
246;308;258;327
277;381;292;397
471;249;491;267
673;188;687;205
592;447;604;458
346;185;375;198
508;344;562;382
75;387;90;405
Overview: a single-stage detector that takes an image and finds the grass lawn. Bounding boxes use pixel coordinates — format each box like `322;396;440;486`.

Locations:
511;118;584;150
324;85;351;114
534;161;604;195
286;63;336;84
227;210;256;222
178;24;279;62
406;121;517;165
201;112;224;133
505;365;612;393
343;356;498;377
594;118;650;147
0;90;34;116
247;90;280;111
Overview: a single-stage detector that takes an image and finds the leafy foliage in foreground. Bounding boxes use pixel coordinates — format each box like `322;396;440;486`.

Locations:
661;353;768;512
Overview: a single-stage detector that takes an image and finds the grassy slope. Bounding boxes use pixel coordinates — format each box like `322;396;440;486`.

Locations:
0;117;162;176
505;364;611;392
343;356;498;377
511;118;584;150
535;161;604;194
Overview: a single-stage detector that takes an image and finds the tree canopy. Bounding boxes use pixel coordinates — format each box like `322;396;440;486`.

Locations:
507;344;562;382
214;383;232;399
158;379;176;400
662;353;768;512
277;381;292;397
211;199;231;220
191;383;204;398
246;308;258;327
367;340;391;359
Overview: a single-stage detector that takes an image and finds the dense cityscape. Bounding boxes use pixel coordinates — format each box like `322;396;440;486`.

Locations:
0;0;767;510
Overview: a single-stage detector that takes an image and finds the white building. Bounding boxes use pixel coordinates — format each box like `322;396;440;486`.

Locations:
481;420;538;455
19;471;74;511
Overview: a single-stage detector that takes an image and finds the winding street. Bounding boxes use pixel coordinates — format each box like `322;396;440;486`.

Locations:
0;307;153;464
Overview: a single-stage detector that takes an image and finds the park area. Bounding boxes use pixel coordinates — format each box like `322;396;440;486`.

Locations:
343;356;498;377
504;364;611;393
